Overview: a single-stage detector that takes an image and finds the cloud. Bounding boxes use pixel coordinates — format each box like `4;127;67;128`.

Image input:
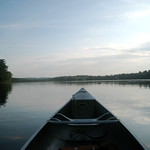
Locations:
0;21;61;30
130;33;150;46
125;10;150;19
9;40;150;77
0;24;20;29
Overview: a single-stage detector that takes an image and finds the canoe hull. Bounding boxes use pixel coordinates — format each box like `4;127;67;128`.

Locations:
21;88;147;150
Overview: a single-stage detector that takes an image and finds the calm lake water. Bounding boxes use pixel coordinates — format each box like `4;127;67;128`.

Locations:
0;80;150;150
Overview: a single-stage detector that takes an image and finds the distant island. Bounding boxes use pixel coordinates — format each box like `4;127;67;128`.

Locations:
13;70;150;82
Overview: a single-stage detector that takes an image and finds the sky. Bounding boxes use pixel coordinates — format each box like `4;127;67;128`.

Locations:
0;0;150;77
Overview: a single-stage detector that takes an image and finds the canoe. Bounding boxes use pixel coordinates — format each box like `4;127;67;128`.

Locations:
21;88;147;150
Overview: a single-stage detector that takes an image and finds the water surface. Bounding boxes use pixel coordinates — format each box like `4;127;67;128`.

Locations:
0;80;150;150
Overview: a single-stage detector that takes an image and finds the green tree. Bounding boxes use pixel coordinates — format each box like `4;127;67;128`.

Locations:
0;59;12;83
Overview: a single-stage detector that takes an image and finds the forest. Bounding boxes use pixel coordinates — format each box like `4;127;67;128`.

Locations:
0;59;12;83
50;70;150;81
13;70;150;82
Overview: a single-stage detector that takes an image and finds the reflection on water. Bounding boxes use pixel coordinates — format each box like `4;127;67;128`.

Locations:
0;83;12;106
100;79;150;89
53;79;150;88
0;80;150;150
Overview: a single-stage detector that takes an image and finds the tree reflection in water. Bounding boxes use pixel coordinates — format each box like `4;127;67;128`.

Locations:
0;83;12;106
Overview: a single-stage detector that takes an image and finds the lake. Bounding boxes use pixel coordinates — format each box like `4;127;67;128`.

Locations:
0;80;150;150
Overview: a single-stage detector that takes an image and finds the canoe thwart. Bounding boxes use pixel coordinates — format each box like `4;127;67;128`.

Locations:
49;112;118;125
48;119;119;126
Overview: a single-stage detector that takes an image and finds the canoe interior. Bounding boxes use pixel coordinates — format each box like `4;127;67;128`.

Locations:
55;100;108;119
21;88;146;150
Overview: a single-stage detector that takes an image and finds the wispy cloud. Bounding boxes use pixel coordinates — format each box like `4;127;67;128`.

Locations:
21;42;149;74
0;21;61;30
0;24;20;29
10;41;150;77
124;10;150;18
16;42;150;66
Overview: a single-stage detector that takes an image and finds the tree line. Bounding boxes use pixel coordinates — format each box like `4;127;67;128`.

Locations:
13;70;150;82
50;70;150;81
0;59;12;83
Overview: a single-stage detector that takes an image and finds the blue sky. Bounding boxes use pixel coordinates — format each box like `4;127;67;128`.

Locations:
0;0;150;77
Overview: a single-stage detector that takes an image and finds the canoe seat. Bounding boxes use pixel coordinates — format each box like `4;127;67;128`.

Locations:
51;112;117;121
49;112;118;125
52;113;72;121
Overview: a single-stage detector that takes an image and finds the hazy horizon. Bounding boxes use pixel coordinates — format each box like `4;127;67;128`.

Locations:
12;70;150;79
